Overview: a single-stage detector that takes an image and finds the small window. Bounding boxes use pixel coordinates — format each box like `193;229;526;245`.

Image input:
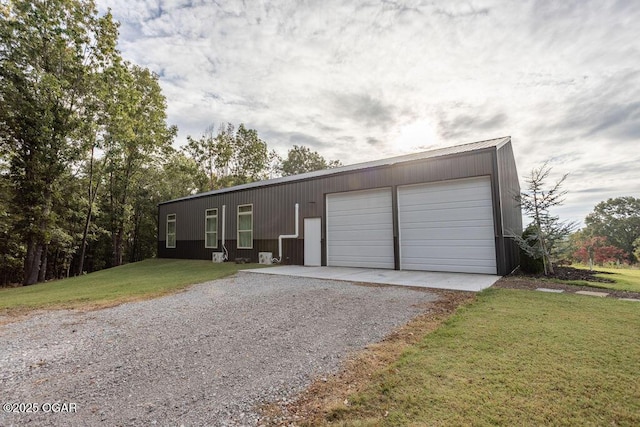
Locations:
237;204;253;249
166;214;176;248
205;208;218;248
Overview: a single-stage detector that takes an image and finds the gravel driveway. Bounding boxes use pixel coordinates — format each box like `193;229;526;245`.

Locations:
0;272;439;426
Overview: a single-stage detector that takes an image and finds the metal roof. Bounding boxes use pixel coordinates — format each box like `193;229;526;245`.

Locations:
161;136;511;204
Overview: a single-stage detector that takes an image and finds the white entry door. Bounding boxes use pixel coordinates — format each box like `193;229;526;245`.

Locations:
304;218;322;266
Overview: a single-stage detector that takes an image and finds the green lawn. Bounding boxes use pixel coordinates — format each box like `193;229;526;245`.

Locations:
0;259;262;313
324;289;640;426
563;265;640;292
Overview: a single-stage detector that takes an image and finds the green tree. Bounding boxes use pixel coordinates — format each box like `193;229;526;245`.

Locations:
126;151;206;263
185;123;271;189
280;145;342;176
515;162;575;275
0;0;118;284
158;151;208;200
584;197;640;263
0;171;24;285
45;168;86;279
230;123;268;183
101;62;176;267
76;145;103;275
634;237;640;262
184;124;218;190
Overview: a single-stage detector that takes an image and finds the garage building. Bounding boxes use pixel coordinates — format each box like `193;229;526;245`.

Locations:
158;136;522;275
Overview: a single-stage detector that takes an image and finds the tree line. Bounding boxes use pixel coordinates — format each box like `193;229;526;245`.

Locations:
0;0;340;286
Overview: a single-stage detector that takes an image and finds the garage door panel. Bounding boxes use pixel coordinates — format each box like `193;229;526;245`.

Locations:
330;200;390;211
401;207;494;222
402;257;495;268
329;203;391;213
330;195;390;209
402;245;496;260
400;187;492;201
327;188;394;269
400;219;494;229
400;187;490;203
329;228;392;239
328;224;393;231
400;200;492;213
399;177;497;274
327;238;391;248
332;246;396;261
402;238;495;248
332;257;395;269
327;212;393;227
401;261;496;275
403;205;492;221
399;225;494;241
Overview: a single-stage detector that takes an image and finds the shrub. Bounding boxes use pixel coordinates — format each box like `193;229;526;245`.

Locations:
519;226;544;274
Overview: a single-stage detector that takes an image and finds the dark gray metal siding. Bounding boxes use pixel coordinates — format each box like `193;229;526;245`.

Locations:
159;149;496;240
158;145;521;274
496;140;522;236
496;140;522;274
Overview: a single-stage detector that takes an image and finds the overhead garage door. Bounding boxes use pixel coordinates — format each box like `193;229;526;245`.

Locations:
326;188;394;269
398;177;496;274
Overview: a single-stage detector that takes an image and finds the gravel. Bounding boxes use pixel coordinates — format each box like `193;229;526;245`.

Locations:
0;272;438;426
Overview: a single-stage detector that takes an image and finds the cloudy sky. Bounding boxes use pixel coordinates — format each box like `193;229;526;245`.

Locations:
95;0;639;226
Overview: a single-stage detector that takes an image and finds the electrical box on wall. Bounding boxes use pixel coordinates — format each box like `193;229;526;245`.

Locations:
258;252;273;265
212;252;224;263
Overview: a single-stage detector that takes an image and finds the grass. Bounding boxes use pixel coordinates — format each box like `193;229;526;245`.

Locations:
0;259;262;314
318;289;640;426
560;265;640;292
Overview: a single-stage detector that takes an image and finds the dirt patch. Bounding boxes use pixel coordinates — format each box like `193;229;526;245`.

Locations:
517;266;615;283
260;290;475;426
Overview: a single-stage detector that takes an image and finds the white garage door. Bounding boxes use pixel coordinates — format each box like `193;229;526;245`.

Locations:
326;188;394;269
398;177;497;274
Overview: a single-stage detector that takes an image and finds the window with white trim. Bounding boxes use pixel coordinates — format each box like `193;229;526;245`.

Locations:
166;214;176;248
205;208;218;248
237;204;253;249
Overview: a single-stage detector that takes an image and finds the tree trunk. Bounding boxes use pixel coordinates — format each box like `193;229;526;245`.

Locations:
23;239;43;285
38;244;48;282
130;206;142;263
77;147;99;275
24;189;53;285
112;228;124;267
77;200;95;274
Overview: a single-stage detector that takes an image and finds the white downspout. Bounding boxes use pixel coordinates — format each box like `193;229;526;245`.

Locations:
222;205;228;260
274;203;299;263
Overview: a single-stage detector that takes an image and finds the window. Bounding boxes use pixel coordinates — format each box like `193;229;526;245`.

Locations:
205;208;218;248
166;214;176;248
237;204;253;249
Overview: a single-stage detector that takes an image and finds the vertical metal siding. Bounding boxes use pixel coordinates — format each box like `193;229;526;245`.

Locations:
158;149;501;264
496;140;523;274
496;141;523;236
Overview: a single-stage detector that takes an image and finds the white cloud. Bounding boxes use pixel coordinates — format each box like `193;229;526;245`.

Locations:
97;0;640;225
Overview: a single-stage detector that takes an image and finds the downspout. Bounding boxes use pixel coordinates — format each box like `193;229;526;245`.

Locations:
273;203;299;264
222;205;228;260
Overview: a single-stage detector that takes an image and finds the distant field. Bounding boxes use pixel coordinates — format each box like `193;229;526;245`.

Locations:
567;265;640;292
0;259;263;314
